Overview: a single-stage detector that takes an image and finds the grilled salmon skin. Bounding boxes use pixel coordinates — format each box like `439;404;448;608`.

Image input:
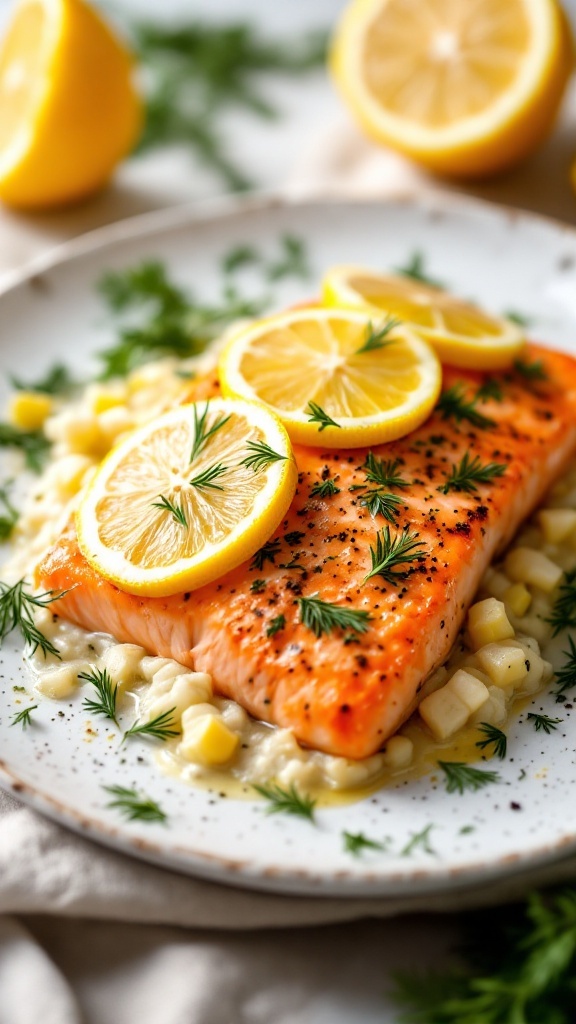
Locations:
37;345;576;759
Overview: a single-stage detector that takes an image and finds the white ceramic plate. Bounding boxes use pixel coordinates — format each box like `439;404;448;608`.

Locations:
1;193;576;897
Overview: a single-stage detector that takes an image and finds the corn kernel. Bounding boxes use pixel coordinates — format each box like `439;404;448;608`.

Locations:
538;508;576;545
505;547;563;593
476;643;528;689
180;715;239;765
504;582;532;617
9;391;52;432
468;598;514;650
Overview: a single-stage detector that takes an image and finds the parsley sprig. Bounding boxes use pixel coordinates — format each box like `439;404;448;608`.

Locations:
240;440;288;473
103;784;167;823
253;781;316;821
78;667;119;726
305;402;341;432
364;526;425;585
436;384;495;430
438;453;507;495
297;595;371;638
0;579;64;658
438;761;501;794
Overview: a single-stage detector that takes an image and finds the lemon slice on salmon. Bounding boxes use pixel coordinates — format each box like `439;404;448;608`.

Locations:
330;0;572;178
218;307;441;449
77;399;297;597
322;266;526;371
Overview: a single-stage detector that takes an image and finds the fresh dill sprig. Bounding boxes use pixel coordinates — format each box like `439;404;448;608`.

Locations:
284;530;305;546
0;423;51;473
0;481;18;540
11;362;77;396
123;708;180;743
266;235;310;281
546;569;576;636
253;781;316;821
222;245;260;275
0;579;64;658
251;538;282;570
364;526;425;585
476;723;507;760
505;309;532;327
190;403;232;462
554;636;576;696
305;401;341;432
438;761;501;794
526;712;562;734
78;667;119;726
355;318;399;354
151;494;188;527
395;252;445;289
297;595;371;638
343;831;385;856
103;784;167;823
250;578;266;593
514;357;548;382
279;557;306;573
240;440;288;473
266;614;286;638
189;462;228;491
438;453;507;495
359;489;403;522
475;378;504;403
310;478;340;498
10;705;37;729
401;824;435;857
436;384;496;429
363;453;410;489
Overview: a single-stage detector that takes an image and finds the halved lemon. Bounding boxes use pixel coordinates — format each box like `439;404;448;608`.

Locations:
0;0;141;209
330;0;573;178
76;399;297;597
322;265;526;371
218;307;441;449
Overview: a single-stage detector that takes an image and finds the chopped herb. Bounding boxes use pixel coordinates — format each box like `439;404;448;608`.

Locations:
438;760;501;794
505;309;532;327
546;569;576;636
240;440;288;473
174;369;196;381
363;453;410;489
151;494;188;527
438;452;507;495
103;784;167;823
266;614;286;638
459;825;475;835
78;667;119;726
476;723;507;760
310;478;340;498
475;378;504;403
401;824;435;857
284;530;305;546
436;384;495;429
364;526;425;585
222;245;260;275
11;362;76;395
279;558;306;573
526;712;562;734
251;538;282;570
554;636;576;696
297;595;372;639
250;578;266;593
266;235;310;281
514;357;548;382
0;481;18;540
253;781;316;821
359;489;403;522
10;705;37;729
305;401;341;432
355;318;399;354
123;708;180;742
190;403;232;462
395;251;444;289
0;579;65;659
189;462;228;491
0;423;51;473
343;831;385;856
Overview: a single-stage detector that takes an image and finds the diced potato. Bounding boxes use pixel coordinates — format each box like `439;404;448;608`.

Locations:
418;665;448;700
140;657;190;683
463;666;493;688
97;406;134;446
146;671;212;723
481;568;510;601
499;640;545;695
468;598;514;650
181;703;219;728
9;391;52;432
51;411;104;456
382;734;414;770
504;582;532;617
505;547;563;593
101;644;147;692
512;614;551;647
470;685;507;726
87;383;127;415
476;643;528;689
419;686;470;741
538;508;576;544
448;669;490;713
180;714;239;766
46;454;94;498
36;661;85;699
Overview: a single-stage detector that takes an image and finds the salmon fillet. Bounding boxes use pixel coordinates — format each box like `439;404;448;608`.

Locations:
37;344;576;759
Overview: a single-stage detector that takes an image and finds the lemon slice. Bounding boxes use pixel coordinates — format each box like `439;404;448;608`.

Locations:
77;399;297;598
0;0;141;209
330;0;572;177
219;307;441;449
323;265;526;371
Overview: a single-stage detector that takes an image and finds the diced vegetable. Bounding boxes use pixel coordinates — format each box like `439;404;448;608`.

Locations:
180;712;239;765
505;547;563;593
448;669;490;713
476;643;528;689
468;597;514;650
382;734;413;769
36;661;86;698
9;391;52;432
538;508;576;544
504;582;531;617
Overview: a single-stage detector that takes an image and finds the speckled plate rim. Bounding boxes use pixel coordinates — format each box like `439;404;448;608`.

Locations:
1;189;576;899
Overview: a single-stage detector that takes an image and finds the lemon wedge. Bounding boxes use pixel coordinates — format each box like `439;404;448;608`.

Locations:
0;0;141;209
76;399;297;597
218;307;441;449
330;0;572;177
322;265;526;371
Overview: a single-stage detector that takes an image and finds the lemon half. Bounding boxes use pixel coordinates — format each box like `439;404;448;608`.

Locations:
77;399;297;597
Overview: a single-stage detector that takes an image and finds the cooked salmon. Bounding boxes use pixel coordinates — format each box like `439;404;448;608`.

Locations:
37;344;576;759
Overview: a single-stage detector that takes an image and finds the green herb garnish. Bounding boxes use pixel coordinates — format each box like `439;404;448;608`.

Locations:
359;489;403;522
253;781;316;821
364;526;425;585
475;723;507;760
123;708;180;743
436;384;496;429
438;452;507;495
10;705;37;729
475;378;504;403
284;530;305;546
190;403;232;462
305;401;341;432
526;712;562;734
401;824;435;857
266;614;286;638
343;831;385;856
310;478;340;498
266;235;310;281
297;595;371;638
554;636;576;697
78;667;119;726
0;579;64;658
240;440;288;473
189;462;228;491
546;569;576;636
363;453;410;489
0;481;18;540
355;318;399;354
11;363;76;395
151;494;188;527
395;252;444;288
438;761;501;794
0;423;51;473
250;578;266;593
514;357;548;382
103;784;167;823
222;245;260;275
251;538;282;570
505;310;532;327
